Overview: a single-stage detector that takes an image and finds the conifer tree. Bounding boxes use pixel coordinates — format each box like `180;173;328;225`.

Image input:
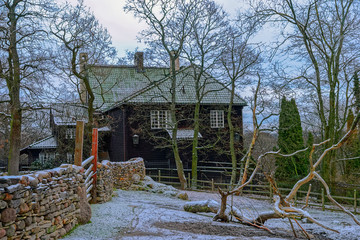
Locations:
276;97;306;180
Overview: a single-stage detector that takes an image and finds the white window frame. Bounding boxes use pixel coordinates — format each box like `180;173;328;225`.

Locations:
65;128;76;139
39;152;56;164
150;110;172;129
210;110;224;128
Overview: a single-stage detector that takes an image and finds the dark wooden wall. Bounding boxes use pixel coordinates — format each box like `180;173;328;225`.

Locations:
106;104;244;168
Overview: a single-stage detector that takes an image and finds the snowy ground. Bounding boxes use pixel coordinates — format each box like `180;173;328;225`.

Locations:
62;190;360;240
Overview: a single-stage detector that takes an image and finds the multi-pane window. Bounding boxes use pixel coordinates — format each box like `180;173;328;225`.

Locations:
151;110;172;129
39;152;55;164
65;128;76;139
210;110;224;128
66;152;73;163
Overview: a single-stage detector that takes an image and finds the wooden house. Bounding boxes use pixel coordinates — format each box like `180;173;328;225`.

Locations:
87;52;246;168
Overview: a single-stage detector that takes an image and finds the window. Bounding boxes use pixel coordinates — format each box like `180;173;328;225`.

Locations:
39;152;55;164
66;152;73;163
151;110;172;129
210;110;224;128
65;128;76;139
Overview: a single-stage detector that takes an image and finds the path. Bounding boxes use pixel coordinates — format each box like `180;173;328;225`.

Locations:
62;190;360;239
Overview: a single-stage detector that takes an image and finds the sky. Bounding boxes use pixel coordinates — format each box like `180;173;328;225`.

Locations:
71;0;245;57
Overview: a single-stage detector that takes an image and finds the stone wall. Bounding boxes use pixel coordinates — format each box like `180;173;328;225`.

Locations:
95;161;113;203
108;158;146;189
0;164;86;239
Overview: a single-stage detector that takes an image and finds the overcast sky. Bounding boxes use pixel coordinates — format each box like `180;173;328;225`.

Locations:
72;0;245;57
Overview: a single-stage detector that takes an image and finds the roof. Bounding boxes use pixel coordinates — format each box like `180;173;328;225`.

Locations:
21;136;58;152
166;129;203;140
50;103;88;126
88;65;246;112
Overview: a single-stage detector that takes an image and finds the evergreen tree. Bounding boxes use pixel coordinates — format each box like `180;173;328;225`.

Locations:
276;97;307;180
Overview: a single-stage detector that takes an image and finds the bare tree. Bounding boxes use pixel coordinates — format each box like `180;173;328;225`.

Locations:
0;0;56;174
251;0;360;183
179;0;230;188
125;0;199;189
51;0;117;152
220;19;262;185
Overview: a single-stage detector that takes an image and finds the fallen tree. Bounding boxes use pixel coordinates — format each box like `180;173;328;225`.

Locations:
184;78;360;237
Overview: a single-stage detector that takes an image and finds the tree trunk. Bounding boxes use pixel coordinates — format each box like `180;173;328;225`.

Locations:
228;80;236;186
7;2;22;175
170;55;186;189
191;102;201;189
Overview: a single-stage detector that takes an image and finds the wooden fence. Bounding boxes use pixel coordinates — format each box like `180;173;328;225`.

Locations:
147;167;360;214
74;121;98;203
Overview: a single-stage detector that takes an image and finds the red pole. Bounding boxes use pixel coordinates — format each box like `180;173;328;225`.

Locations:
91;128;98;203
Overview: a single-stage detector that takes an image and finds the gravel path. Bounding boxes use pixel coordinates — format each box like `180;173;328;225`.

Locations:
62;190;360;240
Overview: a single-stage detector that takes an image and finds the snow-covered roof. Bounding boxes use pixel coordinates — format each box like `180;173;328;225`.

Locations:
21;136;58;151
88;65;246;112
51;103;88;126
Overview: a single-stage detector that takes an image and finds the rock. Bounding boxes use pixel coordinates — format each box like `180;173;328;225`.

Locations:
19;203;30;214
1;208;16;223
76;186;91;224
16;220;25;230
176;192;189;200
6;224;16;237
0;228;5;238
3;193;12;201
0;200;7;209
132;174;141;184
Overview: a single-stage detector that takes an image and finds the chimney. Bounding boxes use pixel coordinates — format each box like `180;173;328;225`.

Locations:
79;53;88;104
170;50;180;72
134;52;144;72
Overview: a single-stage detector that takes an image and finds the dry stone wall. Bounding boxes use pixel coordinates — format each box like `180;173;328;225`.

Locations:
0;164;86;240
107;158;146;189
95;161;113;203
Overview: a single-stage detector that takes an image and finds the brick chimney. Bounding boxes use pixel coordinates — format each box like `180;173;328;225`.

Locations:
134;52;144;72
79;53;88;104
170;50;180;72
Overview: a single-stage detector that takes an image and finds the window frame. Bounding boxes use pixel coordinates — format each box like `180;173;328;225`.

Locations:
210;110;225;128
65;128;76;139
150;110;172;129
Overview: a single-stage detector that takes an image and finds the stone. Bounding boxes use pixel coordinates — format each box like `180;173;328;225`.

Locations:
16;220;25;230
64;223;72;233
6;224;16;237
0;229;5;238
176;192;189;200
9;199;21;208
76;186;91;224
4;193;13;201
19;203;30;214
24;216;33;226
1;208;16;223
0;200;7;209
132;174;141;184
5;183;24;194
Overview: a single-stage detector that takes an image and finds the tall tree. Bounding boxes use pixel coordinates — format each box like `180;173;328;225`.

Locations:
0;0;55;175
125;0;200;189
221;24;261;186
276;97;306;180
252;0;360;182
51;0;117;153
181;0;229;188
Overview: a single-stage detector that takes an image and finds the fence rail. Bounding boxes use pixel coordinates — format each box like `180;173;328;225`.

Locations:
82;156;95;202
147;168;360;214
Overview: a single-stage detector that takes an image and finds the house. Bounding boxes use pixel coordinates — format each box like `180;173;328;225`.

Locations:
86;52;246;168
21;52;246;170
20;104;88;166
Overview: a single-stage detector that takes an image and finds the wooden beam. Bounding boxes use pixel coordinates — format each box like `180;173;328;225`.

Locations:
74;120;85;166
90;128;98;203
